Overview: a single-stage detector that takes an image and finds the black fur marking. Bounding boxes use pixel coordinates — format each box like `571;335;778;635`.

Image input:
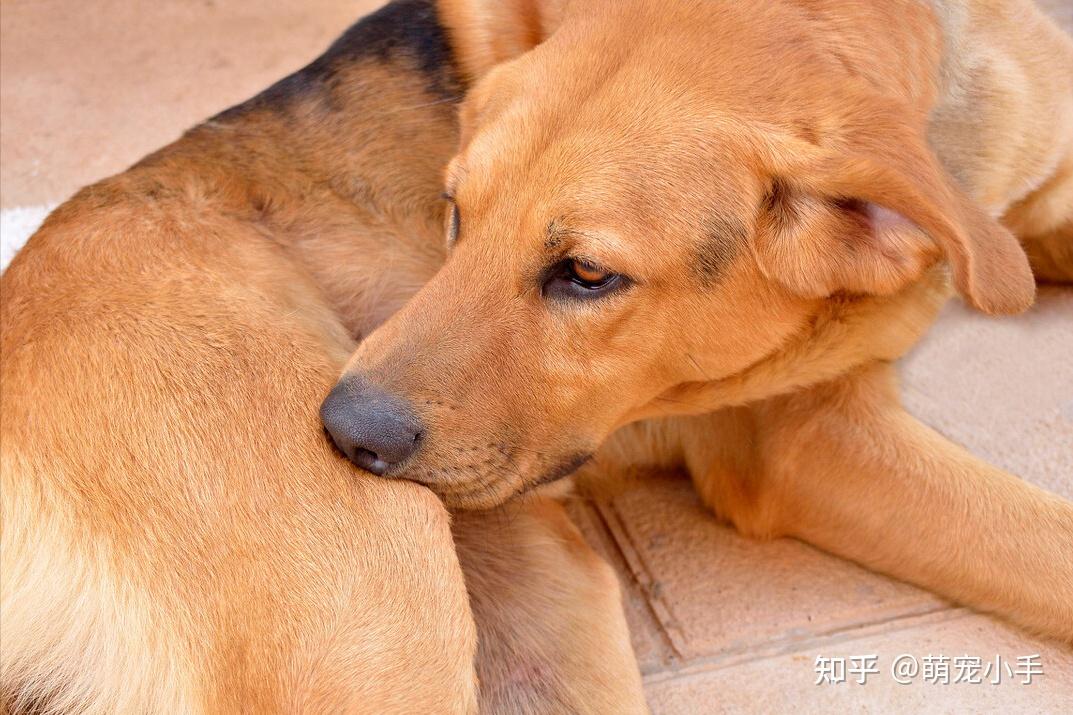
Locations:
213;0;461;122
694;216;747;286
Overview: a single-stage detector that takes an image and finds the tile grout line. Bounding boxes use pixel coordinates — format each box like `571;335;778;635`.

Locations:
641;605;968;686
591;498;690;663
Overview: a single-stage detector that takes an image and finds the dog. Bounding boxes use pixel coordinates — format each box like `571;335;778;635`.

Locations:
0;2;645;712
323;0;1073;644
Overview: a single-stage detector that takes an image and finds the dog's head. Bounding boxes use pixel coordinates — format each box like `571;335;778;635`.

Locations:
322;0;1034;507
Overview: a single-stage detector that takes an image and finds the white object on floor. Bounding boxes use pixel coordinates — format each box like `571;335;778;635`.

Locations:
1;204;55;272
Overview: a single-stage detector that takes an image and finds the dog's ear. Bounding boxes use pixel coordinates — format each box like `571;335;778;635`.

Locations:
755;111;1035;315
438;0;567;80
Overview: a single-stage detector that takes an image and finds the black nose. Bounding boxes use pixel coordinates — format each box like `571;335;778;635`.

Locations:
320;376;423;476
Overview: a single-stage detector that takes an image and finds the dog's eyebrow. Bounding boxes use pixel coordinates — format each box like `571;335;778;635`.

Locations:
694;216;747;286
544;218;574;251
544;218;607;251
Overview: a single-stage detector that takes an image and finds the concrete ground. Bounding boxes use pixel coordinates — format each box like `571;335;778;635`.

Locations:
2;1;1070;711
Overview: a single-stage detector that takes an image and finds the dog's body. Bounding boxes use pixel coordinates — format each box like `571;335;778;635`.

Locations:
1;3;643;712
2;0;1072;711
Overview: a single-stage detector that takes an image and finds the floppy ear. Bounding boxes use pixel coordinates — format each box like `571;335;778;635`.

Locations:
438;0;567;80
754;113;1036;315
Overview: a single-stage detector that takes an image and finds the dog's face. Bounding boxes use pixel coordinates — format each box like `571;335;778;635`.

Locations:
324;0;1034;508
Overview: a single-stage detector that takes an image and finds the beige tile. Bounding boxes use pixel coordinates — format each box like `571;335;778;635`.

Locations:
0;0;385;207
644;611;1073;714
900;288;1073;498
596;477;947;662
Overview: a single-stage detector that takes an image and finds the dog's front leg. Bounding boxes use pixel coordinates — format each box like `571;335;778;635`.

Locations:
737;361;1073;643
452;496;647;715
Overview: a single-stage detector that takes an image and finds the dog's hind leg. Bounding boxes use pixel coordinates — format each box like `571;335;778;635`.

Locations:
452;496;647;715
682;362;1073;643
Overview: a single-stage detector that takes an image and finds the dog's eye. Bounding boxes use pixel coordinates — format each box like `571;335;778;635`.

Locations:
570;260;611;285
443;194;460;243
542;258;628;300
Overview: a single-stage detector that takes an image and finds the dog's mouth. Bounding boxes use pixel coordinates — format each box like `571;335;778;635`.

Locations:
528;452;593;489
392;447;594;509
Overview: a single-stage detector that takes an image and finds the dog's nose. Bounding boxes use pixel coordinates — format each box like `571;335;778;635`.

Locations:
320;376;423;476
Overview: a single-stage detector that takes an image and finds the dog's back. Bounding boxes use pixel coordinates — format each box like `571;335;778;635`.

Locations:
926;0;1073;219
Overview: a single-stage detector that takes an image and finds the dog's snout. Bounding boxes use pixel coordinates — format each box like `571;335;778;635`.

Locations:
320;376;423;476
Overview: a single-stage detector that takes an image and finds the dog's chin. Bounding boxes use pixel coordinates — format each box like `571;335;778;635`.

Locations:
421;451;595;511
429;477;527;511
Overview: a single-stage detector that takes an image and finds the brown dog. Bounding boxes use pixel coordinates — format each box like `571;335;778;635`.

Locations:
0;2;645;712
325;0;1073;643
